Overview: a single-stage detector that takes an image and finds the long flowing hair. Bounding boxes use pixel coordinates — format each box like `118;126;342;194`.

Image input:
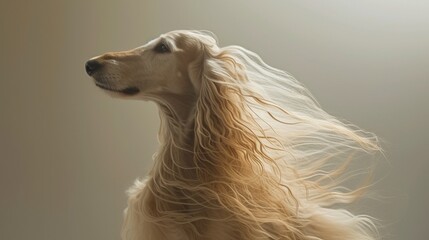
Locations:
124;31;382;240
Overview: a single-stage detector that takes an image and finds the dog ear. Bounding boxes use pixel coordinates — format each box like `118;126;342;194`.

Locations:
187;57;204;93
186;34;232;94
192;49;255;167
189;49;248;98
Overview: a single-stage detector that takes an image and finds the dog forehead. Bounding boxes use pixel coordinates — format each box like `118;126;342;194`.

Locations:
135;31;210;53
141;33;177;46
132;36;166;51
144;37;161;47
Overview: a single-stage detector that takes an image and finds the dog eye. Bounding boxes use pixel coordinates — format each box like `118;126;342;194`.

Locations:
154;42;170;53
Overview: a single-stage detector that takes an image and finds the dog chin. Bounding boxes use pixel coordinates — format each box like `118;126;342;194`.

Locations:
95;82;140;96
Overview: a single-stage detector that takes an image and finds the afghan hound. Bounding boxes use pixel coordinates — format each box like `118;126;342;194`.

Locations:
85;30;381;240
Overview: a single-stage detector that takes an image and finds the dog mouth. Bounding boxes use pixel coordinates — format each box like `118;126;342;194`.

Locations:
95;82;140;95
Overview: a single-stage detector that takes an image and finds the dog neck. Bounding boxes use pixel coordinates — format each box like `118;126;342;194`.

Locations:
150;93;198;179
154;92;196;140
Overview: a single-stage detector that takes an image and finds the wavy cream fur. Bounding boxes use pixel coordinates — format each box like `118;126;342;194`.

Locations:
88;30;381;240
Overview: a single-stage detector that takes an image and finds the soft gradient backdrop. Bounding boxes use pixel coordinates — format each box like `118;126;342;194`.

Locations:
1;1;428;239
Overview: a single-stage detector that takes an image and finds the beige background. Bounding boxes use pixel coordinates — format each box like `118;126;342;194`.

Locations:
1;1;428;239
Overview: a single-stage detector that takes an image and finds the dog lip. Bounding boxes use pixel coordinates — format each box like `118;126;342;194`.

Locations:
121;86;140;95
95;83;140;95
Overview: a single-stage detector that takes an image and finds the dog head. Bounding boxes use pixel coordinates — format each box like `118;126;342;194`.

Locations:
85;30;218;102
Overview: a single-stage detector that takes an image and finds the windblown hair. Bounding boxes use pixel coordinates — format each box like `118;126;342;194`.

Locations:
93;31;381;240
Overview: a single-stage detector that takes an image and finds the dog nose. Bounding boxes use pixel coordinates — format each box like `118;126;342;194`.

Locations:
85;59;102;76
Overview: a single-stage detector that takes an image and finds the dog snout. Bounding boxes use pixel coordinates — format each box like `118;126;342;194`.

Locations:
85;59;102;76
